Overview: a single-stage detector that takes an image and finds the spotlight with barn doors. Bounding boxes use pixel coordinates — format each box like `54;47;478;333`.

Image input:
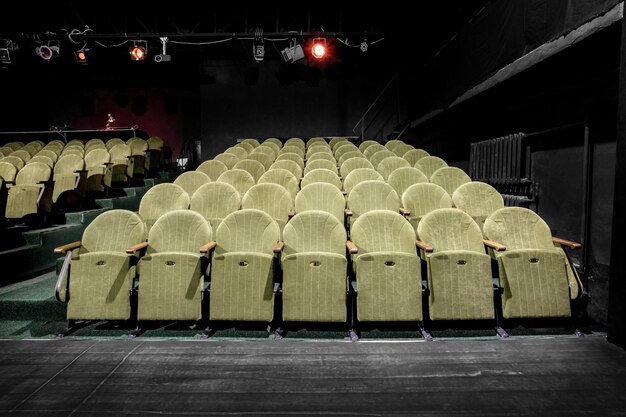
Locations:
311;37;326;59
36;40;60;61
130;40;147;61
281;38;304;63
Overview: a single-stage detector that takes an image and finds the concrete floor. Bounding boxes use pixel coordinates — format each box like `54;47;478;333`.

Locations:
1;335;625;416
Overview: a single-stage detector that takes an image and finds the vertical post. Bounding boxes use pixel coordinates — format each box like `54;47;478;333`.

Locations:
607;14;626;349
580;122;592;277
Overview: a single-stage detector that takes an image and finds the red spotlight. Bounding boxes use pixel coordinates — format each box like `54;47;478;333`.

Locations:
75;49;87;64
129;40;147;61
311;38;326;59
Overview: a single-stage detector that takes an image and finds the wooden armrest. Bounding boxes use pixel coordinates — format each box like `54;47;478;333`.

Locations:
415;240;433;253
288;210;296;218
346;241;358;254
54;241;81;254
344;209;352;216
483;239;506;251
273;241;285;253
126;242;148;254
200;241;217;253
552;237;582;249
399;207;410;216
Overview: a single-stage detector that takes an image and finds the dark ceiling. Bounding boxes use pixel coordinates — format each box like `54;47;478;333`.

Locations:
0;2;491;67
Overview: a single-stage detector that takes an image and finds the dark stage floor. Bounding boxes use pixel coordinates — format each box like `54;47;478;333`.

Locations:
1;335;625;416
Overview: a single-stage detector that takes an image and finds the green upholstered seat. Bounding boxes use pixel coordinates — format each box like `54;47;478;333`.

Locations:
232;159;266;182
387;167;429;199
190;182;240;230
137;210;213;321
11;149;31;163
339;157;374;178
350;210;422;321
337;150;365;168
402;149;430;167
62;209;146;321
275;152;305;169
342;168;383;196
0;156;25;171
306;137;327;148
484;207;573;319
334;143;359;161
415;156;448;179
253;144;278;161
376;156;410;180
247;152;274;170
384;139;405;151
241;138;261;148
242;183;293;234
452;181;504;232
306;145;333;160
28;155;54;168
363;143;386;160
329;137;349;151
210;209;280;321
236;142;255;154
0;161;17;190
304;159;338;175
392;143;414;157
60;147;82;158
301;168;343;191
138;183;190;231
401;183;452;233
214;152;239;169
282;211;347;322
269;159;302;179
285;137;306;149
347;180;400;229
52;154;86;203
296;182;346;224
174;171;211;198
127;137;148;176
358;140;380;153
368;149;395;169
259;168;299;200
145;136;165;170
306;152;336;164
5;162;52;219
216;169;255;199
197;159;228;182
417;209;494;321
430;166;471;195
225;146;248;159
84;148;110;192
107;143;133;183
105;138;125;151
280;146;305;159
264;137;283;150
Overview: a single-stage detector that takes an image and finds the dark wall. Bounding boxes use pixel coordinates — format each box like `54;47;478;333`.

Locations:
403;23;620;326
200;60;385;160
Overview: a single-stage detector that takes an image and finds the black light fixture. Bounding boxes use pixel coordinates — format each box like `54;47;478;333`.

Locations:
253;28;265;63
311;37;326;59
75;46;88;64
35;40;60;61
281;38;304;63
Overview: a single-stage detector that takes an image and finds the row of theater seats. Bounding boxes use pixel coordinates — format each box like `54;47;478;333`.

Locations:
53;136;584;337
0;137;165;221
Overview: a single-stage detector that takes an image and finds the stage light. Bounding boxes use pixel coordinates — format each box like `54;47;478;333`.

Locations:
0;39;16;64
154;37;171;62
311;38;326;59
281;38;304;63
253;28;264;63
36;40;60;61
0;48;10;64
75;48;87;64
130;40;147;61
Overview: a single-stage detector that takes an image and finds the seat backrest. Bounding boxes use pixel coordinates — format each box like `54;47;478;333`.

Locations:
484;207;554;251
269;159;302;178
27;155;54;168
109;143;131;162
452;181;504;223
127;137;148;155
387;167;429;198
376;156;410;180
337;150;364;168
264;137;283;149
392;143;414;157
174;171;211;198
11;150;31;163
247;152;274;170
283;210;346;256
241;138;261;148
430;166;471;195
241;183;293;224
284;137;306;149
363;143;385;159
217;169;255;198
81;209;146;254
304;158;338;175
351;210;416;255
147;136;164;150
275;152;304;169
15;162;50;185
215;208;280;255
253;145;277;160
37;149;59;163
334;143;359;161
1;156;24;170
84;148;110;169
232;158;266;182
196;159;228;181
368;149;395;169
280;146;305;159
4;142;23;151
258;168;299;199
358;140;380;153
329;137;349;150
348;180;400;219
138;183;190;230
415;156;448;178
384;139;404;151
147;209;212;254
342;168;383;195
296;182;346;224
54;154;84;175
403;149;430;166
307;152;335;164
306;145;333;159
418;208;484;253
306;137;326;147
106;138;125;151
301;168;342;190
190;182;241;227
401;183;452;220
61;147;83;158
224;146;248;159
0;161;17;183
214;152;239;169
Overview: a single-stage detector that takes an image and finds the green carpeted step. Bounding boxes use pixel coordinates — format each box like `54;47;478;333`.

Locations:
0;272;65;321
